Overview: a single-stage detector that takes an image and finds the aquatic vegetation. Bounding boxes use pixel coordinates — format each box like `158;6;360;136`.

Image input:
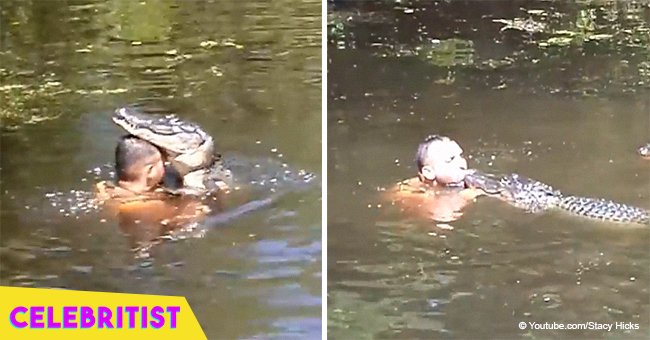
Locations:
0;71;129;128
328;0;650;95
416;39;475;67
327;12;357;50
538;7;648;48
0;75;67;128
372;38;476;68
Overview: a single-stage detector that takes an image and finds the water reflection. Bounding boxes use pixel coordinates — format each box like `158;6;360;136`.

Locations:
1;0;321;338
329;1;648;338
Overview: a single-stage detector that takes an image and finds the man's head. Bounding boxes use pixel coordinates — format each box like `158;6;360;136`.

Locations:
415;135;468;186
115;135;165;192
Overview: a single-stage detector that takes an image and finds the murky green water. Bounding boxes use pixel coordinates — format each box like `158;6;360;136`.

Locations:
328;1;649;339
1;0;321;338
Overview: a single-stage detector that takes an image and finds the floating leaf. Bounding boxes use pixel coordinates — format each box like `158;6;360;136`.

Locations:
553;30;578;36
587;34;613;40
200;40;219;48
527;9;546;15
544;36;574;46
200;39;243;49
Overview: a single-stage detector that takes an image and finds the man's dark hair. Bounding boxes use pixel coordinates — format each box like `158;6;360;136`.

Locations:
115;135;160;181
415;135;447;172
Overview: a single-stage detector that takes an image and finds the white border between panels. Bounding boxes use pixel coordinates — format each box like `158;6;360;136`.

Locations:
321;0;328;339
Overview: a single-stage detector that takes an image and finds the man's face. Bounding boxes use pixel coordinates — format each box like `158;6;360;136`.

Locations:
420;139;468;185
142;152;165;188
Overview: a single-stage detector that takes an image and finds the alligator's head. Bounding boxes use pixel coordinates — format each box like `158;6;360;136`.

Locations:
112;107;215;175
638;143;650;158
465;171;561;213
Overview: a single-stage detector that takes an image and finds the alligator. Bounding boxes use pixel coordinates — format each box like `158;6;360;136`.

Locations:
113;107;232;193
639;142;650;158
464;170;649;225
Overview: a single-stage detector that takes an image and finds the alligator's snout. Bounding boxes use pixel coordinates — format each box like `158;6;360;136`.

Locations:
113;107;146;129
113;107;130;121
464;170;502;194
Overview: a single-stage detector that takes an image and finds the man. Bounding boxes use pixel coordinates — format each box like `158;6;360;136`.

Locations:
386;135;484;223
96;136;211;247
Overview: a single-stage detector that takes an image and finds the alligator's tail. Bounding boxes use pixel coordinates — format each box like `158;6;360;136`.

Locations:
558;196;649;225
204;194;279;228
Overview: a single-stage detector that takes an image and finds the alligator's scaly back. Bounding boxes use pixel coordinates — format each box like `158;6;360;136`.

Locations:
465;170;649;225
113;107;222;191
496;173;562;213
113;107;213;156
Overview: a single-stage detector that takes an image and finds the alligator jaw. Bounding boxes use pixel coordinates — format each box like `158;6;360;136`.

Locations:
464;170;503;195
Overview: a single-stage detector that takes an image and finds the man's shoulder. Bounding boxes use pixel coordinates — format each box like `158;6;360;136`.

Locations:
95;181;116;201
381;178;429;204
395;177;428;194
